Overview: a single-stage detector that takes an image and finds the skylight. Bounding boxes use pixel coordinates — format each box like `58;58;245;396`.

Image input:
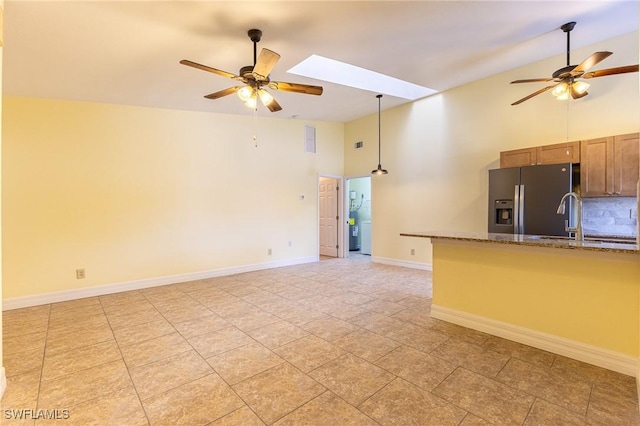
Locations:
287;54;437;100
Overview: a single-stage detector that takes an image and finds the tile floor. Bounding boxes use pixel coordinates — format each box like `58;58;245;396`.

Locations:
1;254;638;425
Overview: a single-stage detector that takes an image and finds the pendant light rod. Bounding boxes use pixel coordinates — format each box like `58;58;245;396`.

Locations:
372;94;388;175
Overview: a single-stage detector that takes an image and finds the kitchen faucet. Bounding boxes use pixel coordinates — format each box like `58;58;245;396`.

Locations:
556;192;583;241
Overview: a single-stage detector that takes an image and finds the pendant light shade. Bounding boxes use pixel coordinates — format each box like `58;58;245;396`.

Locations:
371;94;388;175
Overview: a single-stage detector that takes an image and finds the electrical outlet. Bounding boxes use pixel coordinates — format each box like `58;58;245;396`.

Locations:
76;268;86;279
268;248;272;256
410;249;415;256
631;209;638;219
288;241;292;247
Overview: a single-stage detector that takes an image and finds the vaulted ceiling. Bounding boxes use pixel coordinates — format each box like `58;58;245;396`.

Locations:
4;1;638;122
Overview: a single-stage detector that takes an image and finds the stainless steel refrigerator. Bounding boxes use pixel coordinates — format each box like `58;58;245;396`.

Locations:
488;163;573;236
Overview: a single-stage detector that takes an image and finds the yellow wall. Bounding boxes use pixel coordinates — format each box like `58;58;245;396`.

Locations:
344;32;639;265
433;240;639;357
2;97;344;299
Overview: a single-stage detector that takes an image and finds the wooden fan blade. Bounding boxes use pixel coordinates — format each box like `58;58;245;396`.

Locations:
583;64;639;79
180;59;239;79
269;81;323;96
511;78;555;84
511;85;557;106
204;86;242;99
252;49;281;81
572;51;613;74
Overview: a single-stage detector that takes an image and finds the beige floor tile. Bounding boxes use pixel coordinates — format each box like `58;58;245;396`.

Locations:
209;406;265;426
384;322;449;353
301;317;359;342
358;298;406;316
232;362;325;424
99;292;152;314
187;325;253;359
332;329;400;362
522;399;586;425
112;317;176;346
275;391;378;426
496;358;591;415
147;293;199;312
375;345;456;391
206;341;285;385
3;318;49;340
42;340;122;381
392;306;435;328
430;338;510;378
483;336;556;368
274;306;328;327
348;311;406;335
428;320;492;346
246;320;309;349
157;303;215;324
309;353;395;406
105;305;165;330
47;312;109;333
551;355;638;389
143;373;244;426
38;359;132;408
171;312;230;339
35;384;147;426
129;349;212;401
587;381;640;425
120;331;192;368
3;331;47;377
274;335;345;372
222;309;281;332
460;413;493;425
433;367;535;425
360;378;467;425
45;323;115;356
0;371;41;414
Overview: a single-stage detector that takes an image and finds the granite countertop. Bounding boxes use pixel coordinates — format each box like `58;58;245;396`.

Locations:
400;231;639;254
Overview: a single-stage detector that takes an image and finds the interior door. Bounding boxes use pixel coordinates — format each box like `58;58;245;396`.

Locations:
319;177;339;257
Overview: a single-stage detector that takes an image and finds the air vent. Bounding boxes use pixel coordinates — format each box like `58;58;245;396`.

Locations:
354;141;364;149
305;125;316;153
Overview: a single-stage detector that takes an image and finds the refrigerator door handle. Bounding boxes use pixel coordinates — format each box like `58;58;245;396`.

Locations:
514;185;520;234
519;185;525;235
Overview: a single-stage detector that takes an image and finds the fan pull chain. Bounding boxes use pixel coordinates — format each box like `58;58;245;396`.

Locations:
565;102;569;155
253;105;258;147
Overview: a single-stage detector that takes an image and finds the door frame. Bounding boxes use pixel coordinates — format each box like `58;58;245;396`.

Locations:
317;174;345;258
343;174;372;258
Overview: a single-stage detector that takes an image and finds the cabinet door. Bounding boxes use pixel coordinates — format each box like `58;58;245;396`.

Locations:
500;147;536;168
580;137;613;197
613;133;639;196
536;141;580;165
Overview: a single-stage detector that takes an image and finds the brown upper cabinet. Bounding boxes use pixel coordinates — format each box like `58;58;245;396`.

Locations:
581;133;639;197
500;147;536;168
500;141;579;168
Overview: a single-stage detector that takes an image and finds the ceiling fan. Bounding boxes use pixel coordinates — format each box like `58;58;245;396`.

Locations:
180;29;323;112
510;22;639;106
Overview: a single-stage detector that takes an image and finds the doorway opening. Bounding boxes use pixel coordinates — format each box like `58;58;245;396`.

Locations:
345;176;372;258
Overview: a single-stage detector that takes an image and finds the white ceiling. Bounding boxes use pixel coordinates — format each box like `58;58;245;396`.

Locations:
4;1;638;122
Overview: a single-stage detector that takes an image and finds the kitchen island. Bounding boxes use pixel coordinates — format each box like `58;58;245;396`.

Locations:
401;231;639;376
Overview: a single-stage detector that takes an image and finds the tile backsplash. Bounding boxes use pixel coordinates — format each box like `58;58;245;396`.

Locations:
582;197;637;237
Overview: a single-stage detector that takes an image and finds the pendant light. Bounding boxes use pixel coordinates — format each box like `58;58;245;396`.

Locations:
371;94;388;175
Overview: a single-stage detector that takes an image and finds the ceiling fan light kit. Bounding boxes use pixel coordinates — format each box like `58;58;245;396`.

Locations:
180;29;323;113
372;94;388;176
510;21;638;105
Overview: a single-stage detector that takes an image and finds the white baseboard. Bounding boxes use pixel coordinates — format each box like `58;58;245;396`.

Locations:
431;304;637;377
372;256;432;271
2;257;317;311
0;368;6;401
